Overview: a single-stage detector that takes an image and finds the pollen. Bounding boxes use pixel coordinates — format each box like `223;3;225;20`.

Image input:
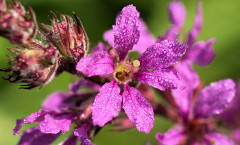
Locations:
24;50;35;55
210;139;216;144
114;63;132;83
133;60;140;67
70;39;75;49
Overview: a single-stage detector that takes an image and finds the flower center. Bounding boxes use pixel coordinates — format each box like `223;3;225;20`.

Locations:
114;63;132;83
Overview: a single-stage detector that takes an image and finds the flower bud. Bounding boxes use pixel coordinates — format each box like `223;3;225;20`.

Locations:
42;12;88;63
1;41;59;89
0;0;37;46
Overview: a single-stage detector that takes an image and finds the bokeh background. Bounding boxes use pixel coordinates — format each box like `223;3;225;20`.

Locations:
0;0;240;144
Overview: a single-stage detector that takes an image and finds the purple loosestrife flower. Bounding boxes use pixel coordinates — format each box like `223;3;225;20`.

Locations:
0;0;37;46
159;1;216;95
159;1;216;67
13;80;98;145
156;78;236;145
76;5;187;133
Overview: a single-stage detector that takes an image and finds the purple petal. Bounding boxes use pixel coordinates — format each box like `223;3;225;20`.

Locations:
74;122;95;145
91;42;108;53
195;133;236;145
171;61;200;114
42;91;93;114
68;80;101;92
194;79;235;119
76;51;114;77
168;1;186;30
135;67;180;91
176;61;200;89
220;81;240;127
159;1;186;41
122;85;154;133
187;1;203;45
132;19;155;54
231;129;240;144
91;80;122;127
68;81;84;93
42;92;69;113
80;138;95;145
74;122;90;138
13;109;49;135
161;26;180;41
104;19;155;54
103;29;114;47
171;83;191;116
187;38;216;66
17;127;59;145
156;126;185;145
138;40;187;70
39;114;72;134
59;135;78;145
113;4;140;60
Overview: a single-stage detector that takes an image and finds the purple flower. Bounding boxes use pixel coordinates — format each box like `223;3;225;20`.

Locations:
76;4;187;133
13;81;97;144
159;1;216;105
0;0;37;46
159;1;216;66
156;79;236;145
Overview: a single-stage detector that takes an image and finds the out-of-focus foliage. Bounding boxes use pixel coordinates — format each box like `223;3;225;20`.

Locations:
0;0;240;144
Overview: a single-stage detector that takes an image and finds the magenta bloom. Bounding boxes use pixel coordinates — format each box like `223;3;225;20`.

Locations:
76;5;187;133
156;78;236;145
159;1;216;66
13;81;97;145
158;1;217;95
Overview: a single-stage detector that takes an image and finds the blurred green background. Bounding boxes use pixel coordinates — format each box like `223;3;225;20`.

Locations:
0;0;240;144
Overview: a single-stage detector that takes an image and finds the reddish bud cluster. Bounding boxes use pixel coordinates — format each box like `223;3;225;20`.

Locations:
0;0;37;46
1;41;59;89
42;12;88;63
0;0;89;88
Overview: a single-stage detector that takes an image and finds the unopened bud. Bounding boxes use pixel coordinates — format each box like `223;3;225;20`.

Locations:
1;41;59;89
0;0;37;46
42;12;88;63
